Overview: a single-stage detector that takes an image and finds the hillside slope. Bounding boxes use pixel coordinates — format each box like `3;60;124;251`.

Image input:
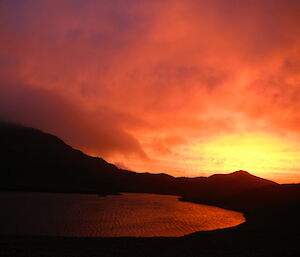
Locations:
0;121;119;194
0;120;278;202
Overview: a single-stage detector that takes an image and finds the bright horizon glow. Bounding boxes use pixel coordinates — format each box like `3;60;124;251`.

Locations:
107;133;300;184
193;133;300;183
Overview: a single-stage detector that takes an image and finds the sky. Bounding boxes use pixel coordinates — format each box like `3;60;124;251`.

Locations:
1;0;300;183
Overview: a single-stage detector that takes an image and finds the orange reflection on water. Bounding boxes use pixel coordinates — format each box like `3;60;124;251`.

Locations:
0;192;245;237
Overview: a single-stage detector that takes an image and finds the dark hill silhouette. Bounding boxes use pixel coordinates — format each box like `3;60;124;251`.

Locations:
178;170;277;205
0;120;284;207
0;120;119;194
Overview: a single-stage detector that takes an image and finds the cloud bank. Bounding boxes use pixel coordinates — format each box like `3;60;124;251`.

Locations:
1;0;300;181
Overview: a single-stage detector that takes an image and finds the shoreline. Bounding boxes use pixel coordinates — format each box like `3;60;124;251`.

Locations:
0;191;299;256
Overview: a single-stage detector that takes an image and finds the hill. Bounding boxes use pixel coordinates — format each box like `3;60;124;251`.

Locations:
0;120;278;203
0;120;119;194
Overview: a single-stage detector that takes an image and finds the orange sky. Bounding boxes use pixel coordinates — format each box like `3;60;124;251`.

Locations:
1;0;300;183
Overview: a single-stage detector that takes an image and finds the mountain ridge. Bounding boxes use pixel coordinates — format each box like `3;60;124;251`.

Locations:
0;120;287;212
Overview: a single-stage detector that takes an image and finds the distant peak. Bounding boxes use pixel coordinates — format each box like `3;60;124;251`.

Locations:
230;170;251;175
208;170;252;179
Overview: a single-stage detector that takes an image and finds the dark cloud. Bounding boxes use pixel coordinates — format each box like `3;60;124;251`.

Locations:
0;81;147;159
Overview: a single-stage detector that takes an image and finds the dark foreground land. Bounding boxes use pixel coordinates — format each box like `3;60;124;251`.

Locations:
1;221;300;257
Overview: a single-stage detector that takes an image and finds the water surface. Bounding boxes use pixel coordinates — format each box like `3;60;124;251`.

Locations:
0;192;245;237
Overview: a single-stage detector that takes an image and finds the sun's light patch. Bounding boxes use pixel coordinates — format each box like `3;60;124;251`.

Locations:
190;133;300;181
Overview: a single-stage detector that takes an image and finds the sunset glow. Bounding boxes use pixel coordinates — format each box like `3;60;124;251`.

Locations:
1;0;300;182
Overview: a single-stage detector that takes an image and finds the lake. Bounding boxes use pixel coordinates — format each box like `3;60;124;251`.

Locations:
0;192;245;237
